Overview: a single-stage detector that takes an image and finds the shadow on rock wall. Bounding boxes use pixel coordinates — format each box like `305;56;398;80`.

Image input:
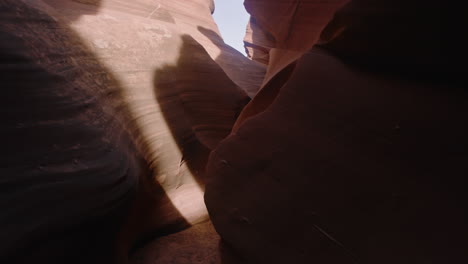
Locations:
197;26;266;98
0;1;189;263
152;34;251;187
152;34;255;263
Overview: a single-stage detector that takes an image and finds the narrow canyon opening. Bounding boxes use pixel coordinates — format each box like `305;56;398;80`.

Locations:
212;0;250;56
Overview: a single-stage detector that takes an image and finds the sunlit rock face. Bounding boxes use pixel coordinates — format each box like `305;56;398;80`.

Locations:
3;0;467;263
243;0;347;85
0;0;263;263
205;0;468;263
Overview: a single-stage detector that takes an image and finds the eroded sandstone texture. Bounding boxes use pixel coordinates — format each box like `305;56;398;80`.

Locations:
1;0;263;263
205;0;468;263
1;0;467;264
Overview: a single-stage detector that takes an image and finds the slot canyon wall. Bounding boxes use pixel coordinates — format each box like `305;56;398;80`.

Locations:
205;0;468;263
1;0;467;264
1;0;263;263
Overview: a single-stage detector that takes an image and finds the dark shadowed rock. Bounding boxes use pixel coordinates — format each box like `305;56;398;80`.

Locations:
4;0;466;263
205;0;468;263
1;0;262;263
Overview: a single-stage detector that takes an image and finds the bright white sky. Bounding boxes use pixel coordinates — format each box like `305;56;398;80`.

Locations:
212;0;250;55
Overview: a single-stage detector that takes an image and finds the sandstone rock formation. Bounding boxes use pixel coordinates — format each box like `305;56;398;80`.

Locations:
2;0;467;263
243;0;348;85
0;0;263;263
205;0;468;263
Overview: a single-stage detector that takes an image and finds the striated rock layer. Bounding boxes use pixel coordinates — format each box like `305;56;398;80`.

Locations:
205;0;468;263
3;0;467;263
0;0;264;263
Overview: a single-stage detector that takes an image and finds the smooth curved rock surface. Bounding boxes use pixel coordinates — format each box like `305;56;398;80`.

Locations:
4;0;465;263
243;0;347;85
1;4;141;262
206;1;468;263
1;0;263;263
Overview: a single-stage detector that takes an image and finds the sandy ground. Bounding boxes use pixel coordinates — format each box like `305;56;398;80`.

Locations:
130;221;222;264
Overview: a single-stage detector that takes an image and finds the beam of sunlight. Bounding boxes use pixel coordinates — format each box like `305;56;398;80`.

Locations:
70;10;206;223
